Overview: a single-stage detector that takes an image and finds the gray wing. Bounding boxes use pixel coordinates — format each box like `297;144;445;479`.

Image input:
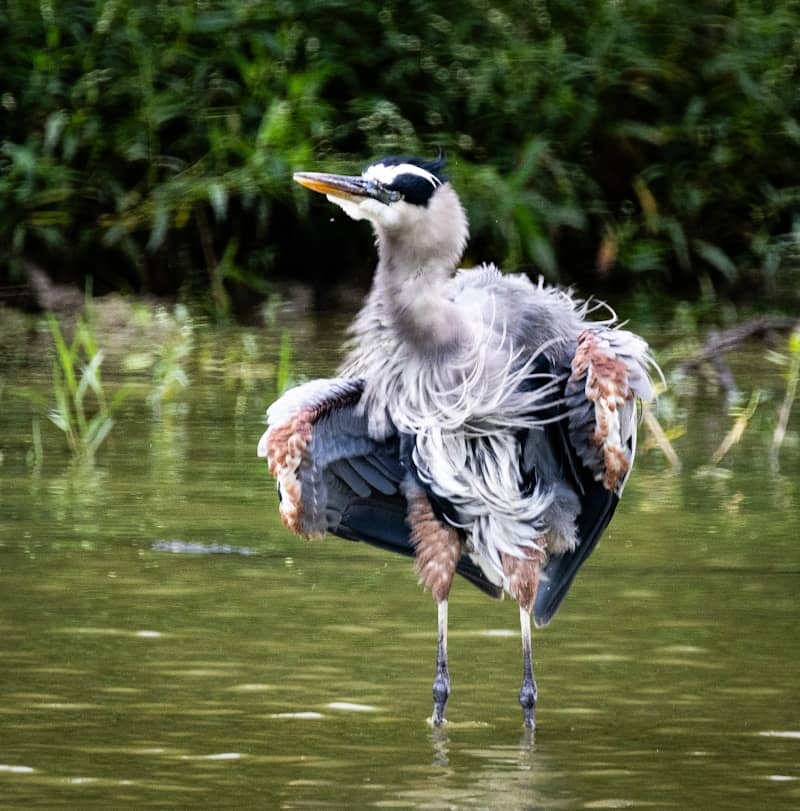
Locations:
533;326;654;626
258;378;502;597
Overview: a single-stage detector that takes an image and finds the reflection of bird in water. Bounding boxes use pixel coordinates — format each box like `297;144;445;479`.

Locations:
259;155;654;728
429;727;450;767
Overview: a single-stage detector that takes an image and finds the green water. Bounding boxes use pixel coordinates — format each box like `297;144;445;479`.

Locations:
1;307;798;809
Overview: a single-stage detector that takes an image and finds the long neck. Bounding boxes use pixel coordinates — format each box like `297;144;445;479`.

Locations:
370;186;471;355
372;234;465;353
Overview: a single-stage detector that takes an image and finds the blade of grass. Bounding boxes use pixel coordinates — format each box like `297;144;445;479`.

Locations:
710;389;761;465
771;330;800;465
47;313;78;398
642;404;682;472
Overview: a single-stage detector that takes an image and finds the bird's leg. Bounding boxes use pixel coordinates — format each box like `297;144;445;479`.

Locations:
518;604;537;729
432;598;450;726
403;480;462;726
502;548;544;729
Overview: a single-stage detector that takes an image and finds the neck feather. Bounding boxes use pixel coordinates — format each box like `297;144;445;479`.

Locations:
370;184;470;354
373;239;464;353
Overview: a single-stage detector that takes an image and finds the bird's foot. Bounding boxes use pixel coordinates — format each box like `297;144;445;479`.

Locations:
431;668;450;727
519;678;537;730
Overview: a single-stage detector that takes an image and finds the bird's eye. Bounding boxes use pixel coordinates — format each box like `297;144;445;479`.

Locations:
370;182;401;205
383;172;438;206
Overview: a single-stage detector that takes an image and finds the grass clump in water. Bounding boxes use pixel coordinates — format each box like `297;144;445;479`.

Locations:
146;304;194;416
46;304;127;462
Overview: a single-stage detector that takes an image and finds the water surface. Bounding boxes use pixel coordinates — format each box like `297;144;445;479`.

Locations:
0;305;798;808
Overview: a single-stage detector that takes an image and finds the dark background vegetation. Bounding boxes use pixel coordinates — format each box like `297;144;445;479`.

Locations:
2;0;799;316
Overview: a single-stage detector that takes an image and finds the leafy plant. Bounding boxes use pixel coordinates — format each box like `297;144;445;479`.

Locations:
146;304;194;416
46;307;127;461
1;1;799;304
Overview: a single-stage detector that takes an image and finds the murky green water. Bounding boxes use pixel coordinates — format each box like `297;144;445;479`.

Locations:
1;304;798;809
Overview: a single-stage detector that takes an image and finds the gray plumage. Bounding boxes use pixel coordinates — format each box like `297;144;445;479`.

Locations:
259;155;655;729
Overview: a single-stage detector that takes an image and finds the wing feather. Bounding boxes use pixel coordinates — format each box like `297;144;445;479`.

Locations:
566;327;652;493
259;377;501;597
346;456;398;495
531;327;653;626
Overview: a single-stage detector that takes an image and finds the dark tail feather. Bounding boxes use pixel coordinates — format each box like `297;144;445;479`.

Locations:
534;488;617;627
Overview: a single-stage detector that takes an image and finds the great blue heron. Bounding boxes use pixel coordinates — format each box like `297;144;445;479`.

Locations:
258;155;654;729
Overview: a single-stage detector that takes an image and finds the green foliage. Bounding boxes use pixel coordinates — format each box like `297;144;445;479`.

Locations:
1;0;799;303
146;304;194;415
46;306;127;461
0;0;316;304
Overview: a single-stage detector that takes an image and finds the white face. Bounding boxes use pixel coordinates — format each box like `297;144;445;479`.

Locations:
326;194;388;223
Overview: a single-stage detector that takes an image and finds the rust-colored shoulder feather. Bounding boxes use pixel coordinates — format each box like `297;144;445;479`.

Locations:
567;328;652;492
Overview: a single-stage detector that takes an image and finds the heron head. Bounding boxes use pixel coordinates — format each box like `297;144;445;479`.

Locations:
293;156;468;263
